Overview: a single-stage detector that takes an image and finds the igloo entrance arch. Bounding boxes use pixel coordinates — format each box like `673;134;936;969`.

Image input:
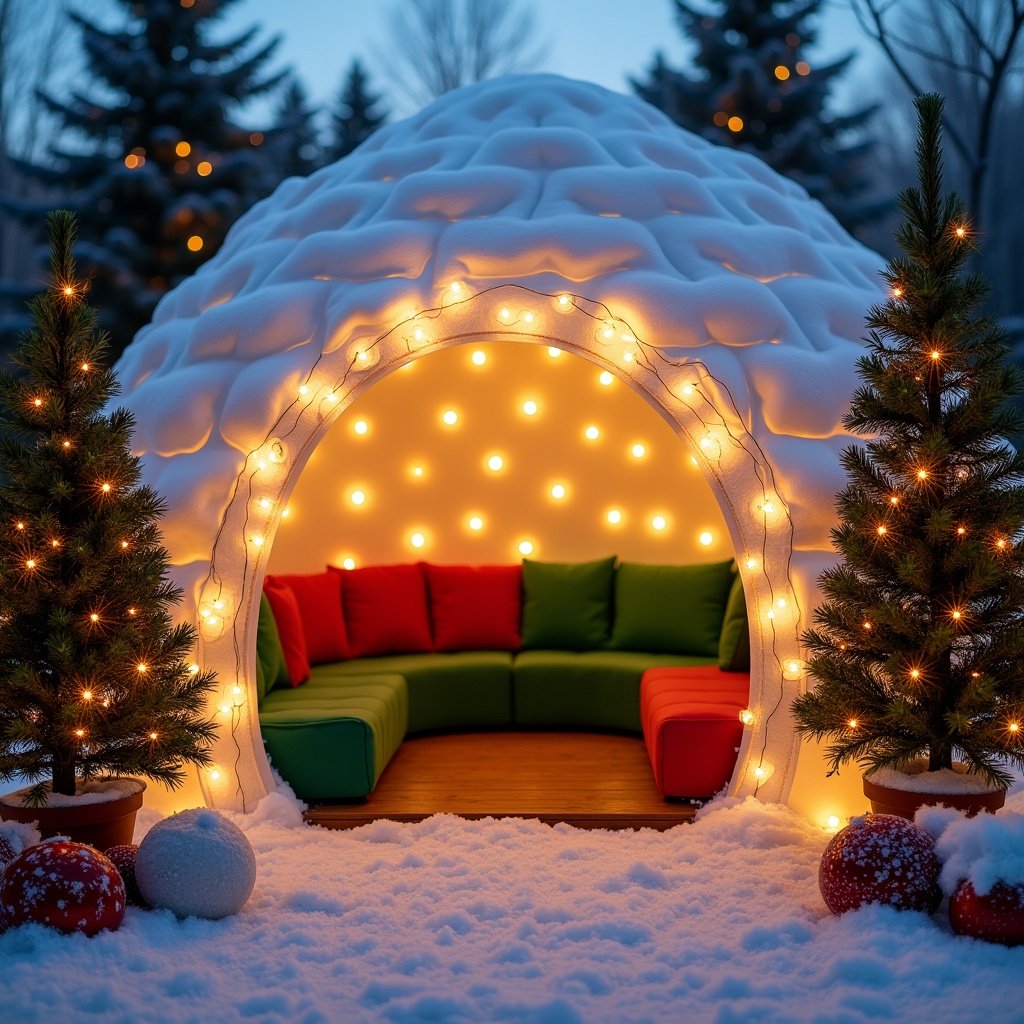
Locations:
115;74;885;819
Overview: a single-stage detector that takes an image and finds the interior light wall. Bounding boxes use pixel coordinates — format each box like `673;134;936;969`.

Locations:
268;342;730;572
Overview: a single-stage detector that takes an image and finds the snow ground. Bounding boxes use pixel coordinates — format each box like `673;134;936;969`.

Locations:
2;789;1023;1024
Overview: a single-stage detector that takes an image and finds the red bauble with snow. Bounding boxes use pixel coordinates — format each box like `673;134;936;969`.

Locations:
0;839;126;935
819;814;941;915
105;843;145;906
949;879;1024;946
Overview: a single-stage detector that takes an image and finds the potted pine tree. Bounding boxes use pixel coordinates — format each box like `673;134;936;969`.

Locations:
793;95;1024;819
0;211;218;848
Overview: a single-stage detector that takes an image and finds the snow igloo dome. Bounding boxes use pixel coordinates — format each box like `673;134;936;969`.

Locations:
115;74;885;822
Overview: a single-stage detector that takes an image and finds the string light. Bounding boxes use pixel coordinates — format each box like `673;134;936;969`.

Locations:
521;400;538;416
1010;722;1020;734
82;690;93;701
996;538;1008;550
468;515;484;531
826;815;841;831
517;539;534;556
954;226;967;238
409;531;426;549
651;515;667;531
149;731;159;741
892;286;904;298
32;397;42;408
353;420;369;436
698;530;713;545
599;371;614;386
100;482;112;493
889;495;899;505
136;662;148;673
876;525;887;536
550;483;567;500
121;540;130;549
251;535;265;548
25;558;36;570
847;718;859;729
341;557;356;570
584;425;600;441
486;454;504;472
862;621;872;631
127;607;138;617
606;508;623;525
951;608;963;621
930;350;940;360
910;668;921;681
74;728;85;739
81;362;90;372
556;293;572;310
471;350;487;366
188;663;200;674
916;469;928;480
62;440;72;450
738;709;756;726
15;521;24;530
631;443;646;459
89;613;100;623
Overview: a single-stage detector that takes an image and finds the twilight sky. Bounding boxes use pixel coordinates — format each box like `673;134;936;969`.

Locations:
237;0;880;118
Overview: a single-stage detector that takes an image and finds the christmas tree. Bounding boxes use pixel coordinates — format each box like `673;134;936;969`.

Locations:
268;77;322;180
633;0;881;232
0;211;217;806
792;95;1024;789
327;59;388;162
1;0;285;357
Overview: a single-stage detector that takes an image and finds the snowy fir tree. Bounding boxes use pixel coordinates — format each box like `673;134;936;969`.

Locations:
0;212;217;806
327;59;388;162
633;0;881;232
1;0;286;357
793;95;1024;789
268;77;322;180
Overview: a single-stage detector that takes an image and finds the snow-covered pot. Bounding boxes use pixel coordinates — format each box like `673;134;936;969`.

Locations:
0;778;145;849
863;763;1005;820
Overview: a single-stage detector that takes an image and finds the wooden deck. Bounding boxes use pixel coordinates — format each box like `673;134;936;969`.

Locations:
304;731;697;831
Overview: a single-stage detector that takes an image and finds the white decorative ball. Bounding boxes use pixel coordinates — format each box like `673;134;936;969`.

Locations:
135;808;255;920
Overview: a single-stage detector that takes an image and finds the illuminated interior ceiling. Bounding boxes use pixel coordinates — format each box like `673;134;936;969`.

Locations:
114;74;886;818
268;342;729;573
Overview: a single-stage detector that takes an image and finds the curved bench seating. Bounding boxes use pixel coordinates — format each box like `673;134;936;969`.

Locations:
255;559;750;803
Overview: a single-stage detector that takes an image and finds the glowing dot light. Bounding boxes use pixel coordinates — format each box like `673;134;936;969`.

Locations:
876;525;887;536
951;609;963;621
599;371;614;386
910;669;921;680
1010;722;1020;733
149;731;159;741
930;350;941;360
916;469;928;480
698;530;713;546
82;690;93;701
774;65;790;80
826;815;841;831
727;115;744;132
410;464;425;479
753;765;768;779
468;515;484;531
738;709;756;726
353;420;369;436
547;347;561;358
522;311;535;325
101;482;112;493
517;540;534;556
631;443;646;459
187;235;203;252
136;663;148;673
90;613;99;623
471;350;487;366
32;398;42;408
487;454;504;472
522;400;538;416
550;483;567;500
957;526;966;536
442;409;459;426
955;226;966;238
557;294;572;310
341;557;356;571
189;664;200;674
25;559;36;570
409;532;426;549
606;508;623;525
209;770;221;782
651;515;667;531
197;161;212;176
74;729;85;739
847;718;858;729
499;307;512;322
892;286;904;298
349;489;366;506
175;140;191;157
584;425;600;441
744;557;757;570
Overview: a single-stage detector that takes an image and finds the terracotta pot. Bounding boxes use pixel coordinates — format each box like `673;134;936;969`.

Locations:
863;775;1005;820
0;779;146;849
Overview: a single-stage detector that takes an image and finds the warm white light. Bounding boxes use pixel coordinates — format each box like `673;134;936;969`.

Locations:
681;383;695;397
547;347;561;358
606;508;623;525
631;443;646;459
409;532;426;549
471;350;487;366
258;497;272;511
188;664;200;674
744;557;758;571
584;425;600;441
522;310;536;325
738;709;756;726
267;440;286;464
601;323;615;340
783;659;803;680
442;409;459;426
826;815;841;831
651;515;667;531
209;769;222;782
410;464;426;479
599;371;614;386
486;454;505;472
341;557;356;571
353;420;369;436
550;483;567;500
776;597;788;609
349;489;366;506
468;515;484;531
251;535;265;548
622;348;635;363
698;530;713;546
298;384;310;397
499;307;513;322
698;433;721;458
522;400;538;416
556;293;572;310
136;663;148;674
517;540;534;556
753;766;768;779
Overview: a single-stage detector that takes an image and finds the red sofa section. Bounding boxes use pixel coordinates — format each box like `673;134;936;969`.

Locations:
640;667;749;799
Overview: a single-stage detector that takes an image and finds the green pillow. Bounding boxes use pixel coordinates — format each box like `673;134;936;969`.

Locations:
610;560;734;656
521;557;617;650
255;592;289;701
718;568;750;671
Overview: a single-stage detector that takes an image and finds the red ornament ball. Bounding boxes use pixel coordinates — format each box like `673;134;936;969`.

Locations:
950;879;1024;946
105;844;144;907
0;839;126;936
819;814;941;915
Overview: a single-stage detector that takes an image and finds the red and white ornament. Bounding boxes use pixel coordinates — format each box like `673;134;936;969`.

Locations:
0;839;126;936
819;813;941;915
105;843;144;906
950;879;1024;946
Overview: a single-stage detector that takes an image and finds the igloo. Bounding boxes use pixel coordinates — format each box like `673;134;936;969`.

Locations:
115;74;885;823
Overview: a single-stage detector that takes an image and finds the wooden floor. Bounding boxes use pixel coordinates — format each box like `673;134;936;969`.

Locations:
304;731;696;831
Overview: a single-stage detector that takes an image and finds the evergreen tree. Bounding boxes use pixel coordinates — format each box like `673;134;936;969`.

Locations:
1;0;285;357
792;95;1024;789
633;0;882;232
327;59;387;162
268;76;322;180
0;211;217;805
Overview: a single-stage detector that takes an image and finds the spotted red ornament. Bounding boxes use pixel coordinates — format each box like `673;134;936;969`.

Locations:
819;814;941;915
105;844;144;906
0;839;126;935
949;879;1024;946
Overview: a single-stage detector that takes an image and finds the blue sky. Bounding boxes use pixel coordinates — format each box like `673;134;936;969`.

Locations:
238;0;879;117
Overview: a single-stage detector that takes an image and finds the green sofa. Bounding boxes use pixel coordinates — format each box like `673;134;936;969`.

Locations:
256;559;749;802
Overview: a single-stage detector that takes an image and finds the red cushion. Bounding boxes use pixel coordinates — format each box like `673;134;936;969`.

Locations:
266;571;349;664
262;579;311;687
424;563;522;652
331;563;433;657
640;667;748;798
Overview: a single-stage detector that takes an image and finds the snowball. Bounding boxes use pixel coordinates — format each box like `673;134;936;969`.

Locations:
135;808;256;919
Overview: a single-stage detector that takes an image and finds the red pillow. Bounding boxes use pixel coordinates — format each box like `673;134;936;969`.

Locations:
262;579;311;686
331;563;433;657
424;563;522;652
266;571;349;664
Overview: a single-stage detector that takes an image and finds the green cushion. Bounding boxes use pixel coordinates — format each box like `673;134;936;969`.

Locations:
610;560;734;656
512;650;715;732
718;569;750;672
255;593;289;702
259;673;407;800
520;557;616;650
313;652;513;734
